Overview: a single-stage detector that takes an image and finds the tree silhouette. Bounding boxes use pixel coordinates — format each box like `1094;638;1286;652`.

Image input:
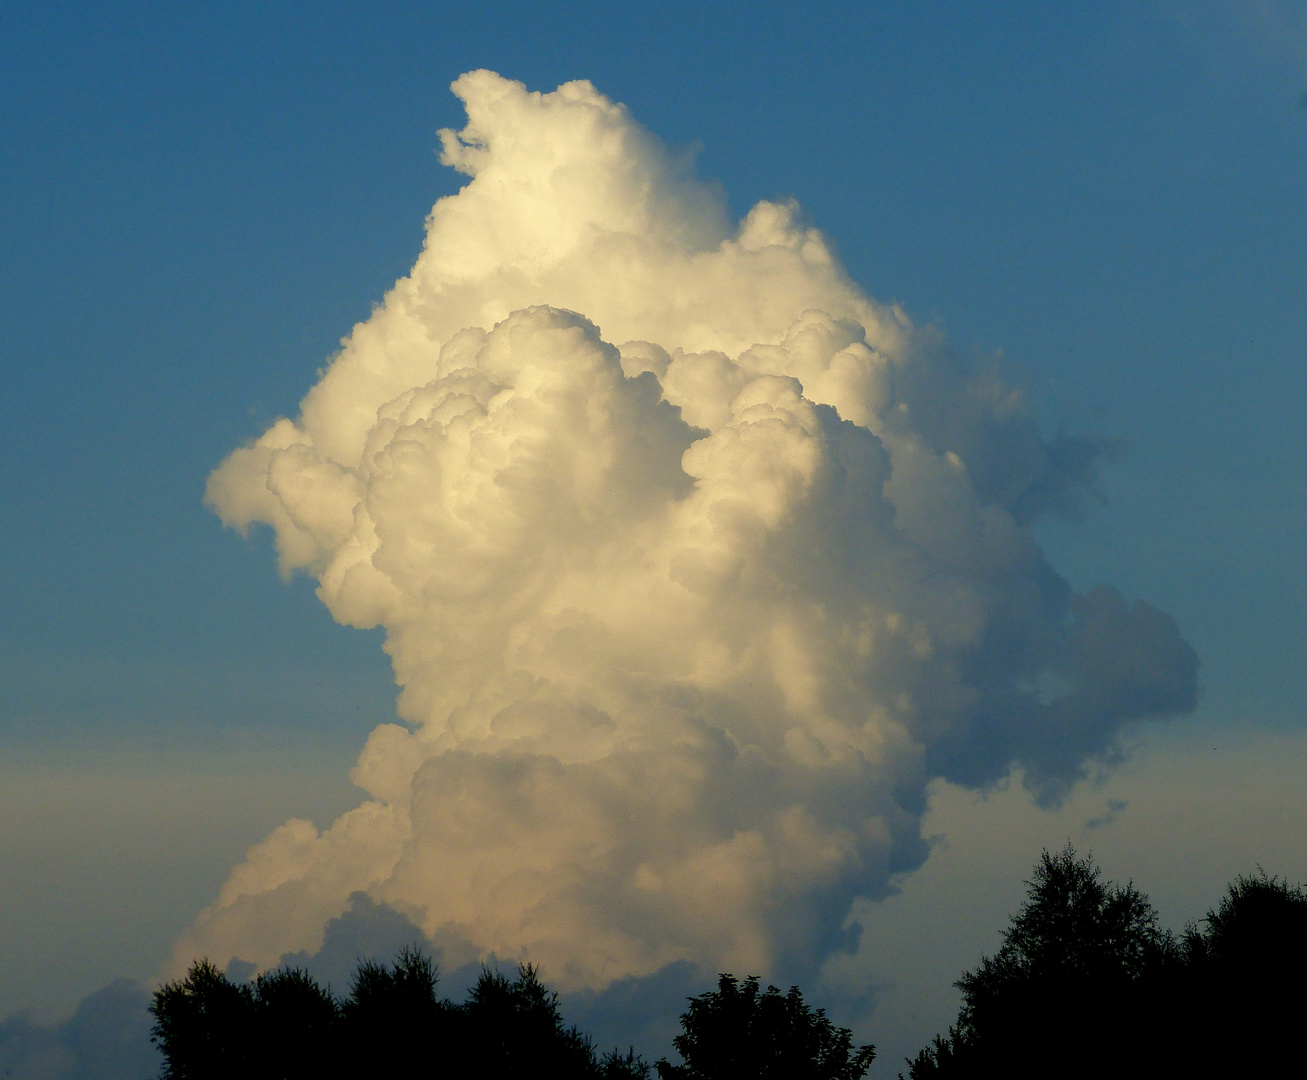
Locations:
655;974;875;1080
459;962;601;1078
151;959;256;1079
340;943;454;1075
1179;869;1307;1074
599;1045;653;1078
152;949;657;1080
902;849;1307;1078
903;845;1177;1079
157;952;916;1080
249;967;340;1080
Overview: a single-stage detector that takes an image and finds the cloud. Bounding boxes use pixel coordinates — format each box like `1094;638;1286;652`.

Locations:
0;981;159;1080
185;71;1198;993
1085;798;1129;830
273;891;434;996
273;895;702;1059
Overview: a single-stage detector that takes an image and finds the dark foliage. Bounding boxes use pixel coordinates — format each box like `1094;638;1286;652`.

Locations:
340;944;453;1075
250;967;341;1079
903;845;1178;1079
150;959;257;1080
902;847;1307;1079
655;974;875;1080
152;948;651;1080
152;961;343;1079
1179;868;1307;1073
459;963;600;1078
600;1045;653;1078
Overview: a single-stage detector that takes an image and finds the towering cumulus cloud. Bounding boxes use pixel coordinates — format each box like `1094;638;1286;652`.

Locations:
188;72;1198;989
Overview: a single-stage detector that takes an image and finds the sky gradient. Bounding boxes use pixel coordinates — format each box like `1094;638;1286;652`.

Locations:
2;3;1305;1075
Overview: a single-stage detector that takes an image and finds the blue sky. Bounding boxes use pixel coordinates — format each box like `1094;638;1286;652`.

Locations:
1;1;1305;1071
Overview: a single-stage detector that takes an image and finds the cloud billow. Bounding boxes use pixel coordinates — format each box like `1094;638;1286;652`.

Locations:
0;980;159;1080
186;71;1197;991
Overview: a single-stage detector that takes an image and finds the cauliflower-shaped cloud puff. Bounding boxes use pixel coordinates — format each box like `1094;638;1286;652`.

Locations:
183;72;1197;989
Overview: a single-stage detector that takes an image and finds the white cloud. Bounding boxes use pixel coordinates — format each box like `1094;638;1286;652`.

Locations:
184;72;1197;990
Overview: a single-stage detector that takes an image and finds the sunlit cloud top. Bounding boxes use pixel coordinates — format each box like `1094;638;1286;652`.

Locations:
188;71;1198;990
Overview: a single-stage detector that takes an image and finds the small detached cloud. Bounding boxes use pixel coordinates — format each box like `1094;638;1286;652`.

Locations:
183;71;1198;995
1085;798;1129;830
